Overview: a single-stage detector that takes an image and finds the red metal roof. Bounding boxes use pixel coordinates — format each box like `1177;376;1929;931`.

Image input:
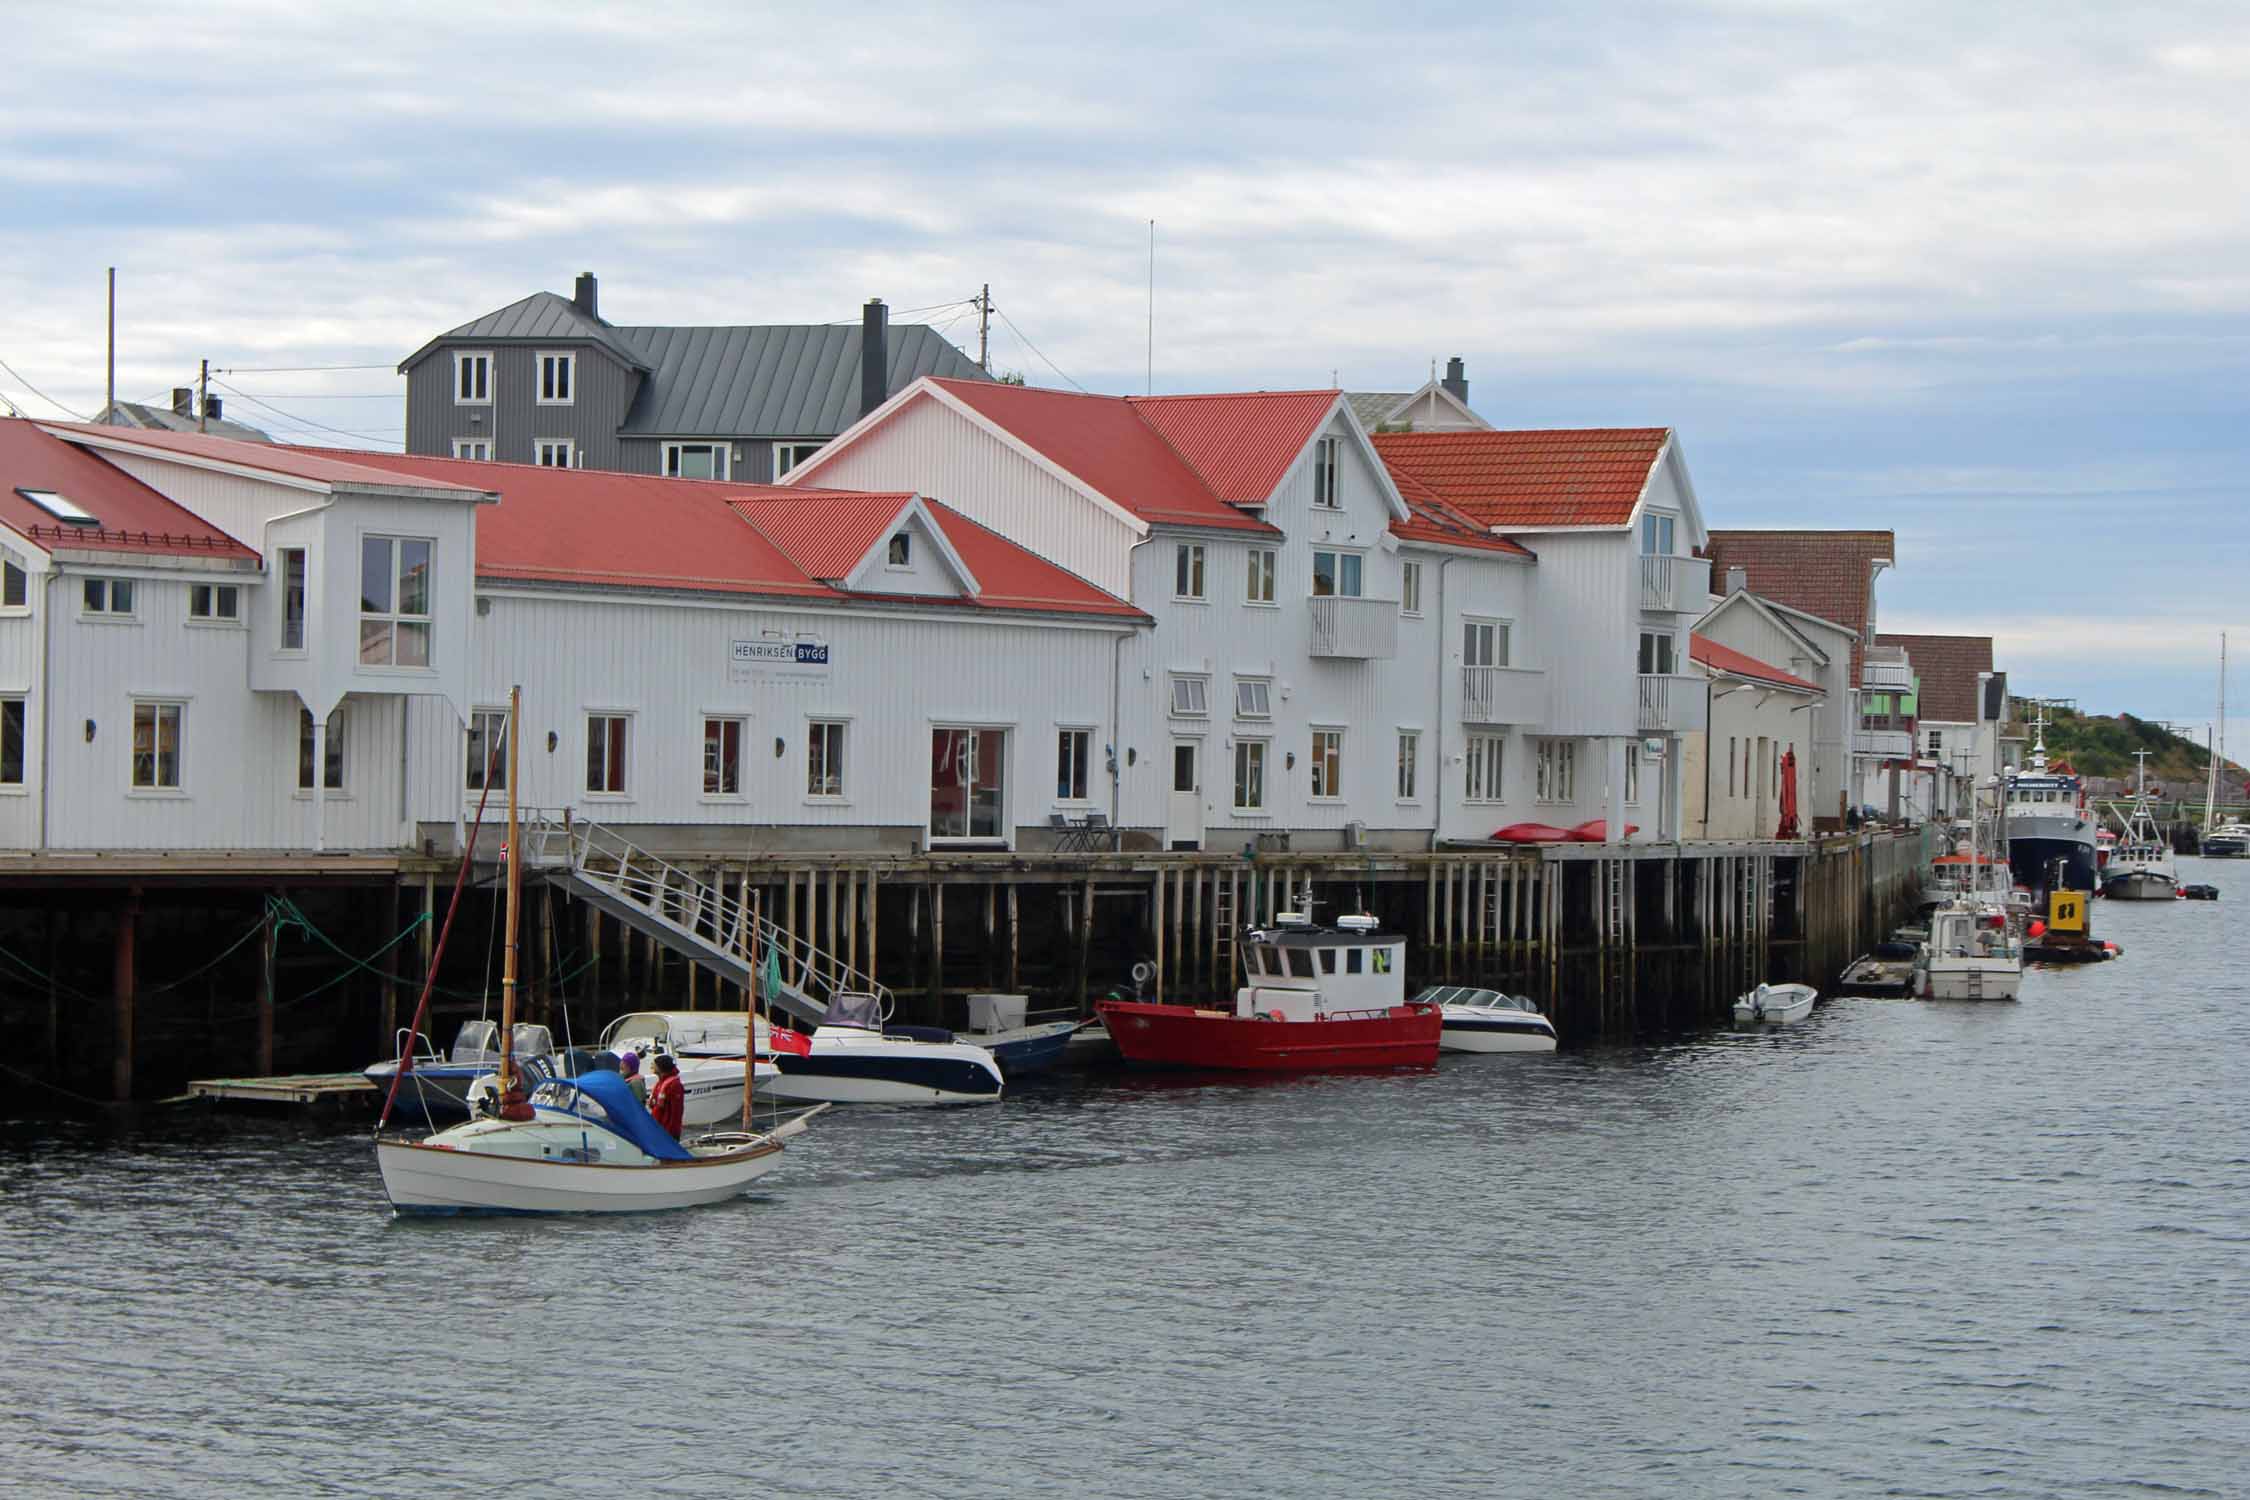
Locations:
1690;632;1820;693
1128;390;1340;506
1371;428;1670;528
1703;529;1895;677
918;504;1141;617
38;421;493;495
0;418;259;560
728;492;917;581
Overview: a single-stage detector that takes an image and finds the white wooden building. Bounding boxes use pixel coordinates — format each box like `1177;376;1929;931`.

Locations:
1681;632;1823;839
1692;585;1858;827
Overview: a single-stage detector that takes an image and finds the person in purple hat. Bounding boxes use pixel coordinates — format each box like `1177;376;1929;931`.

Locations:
616;1048;648;1105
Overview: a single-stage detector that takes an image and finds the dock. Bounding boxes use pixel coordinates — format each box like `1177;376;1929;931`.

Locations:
183;1072;375;1109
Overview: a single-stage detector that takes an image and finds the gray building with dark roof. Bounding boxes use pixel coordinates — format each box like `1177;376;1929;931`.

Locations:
398;273;990;481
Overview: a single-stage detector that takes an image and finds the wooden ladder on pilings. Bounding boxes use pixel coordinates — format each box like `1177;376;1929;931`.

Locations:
1212;873;1239;987
1598;857;1630;1029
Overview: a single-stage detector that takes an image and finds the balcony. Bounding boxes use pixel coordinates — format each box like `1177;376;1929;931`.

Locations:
1461;665;1547;725
1636;673;1707;733
1308;595;1398;659
1854;727;1914;758
1861;643;1913;691
1639;553;1713;613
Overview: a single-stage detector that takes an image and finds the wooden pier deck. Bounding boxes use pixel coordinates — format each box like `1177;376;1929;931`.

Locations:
184;1073;375;1108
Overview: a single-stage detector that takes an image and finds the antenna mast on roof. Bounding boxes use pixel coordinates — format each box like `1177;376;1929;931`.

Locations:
105;267;116;419
977;283;992;374
1146;219;1155;397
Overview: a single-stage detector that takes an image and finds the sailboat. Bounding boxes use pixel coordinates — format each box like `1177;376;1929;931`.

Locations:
2203;634;2248;858
375;688;822;1215
2102;751;2178;900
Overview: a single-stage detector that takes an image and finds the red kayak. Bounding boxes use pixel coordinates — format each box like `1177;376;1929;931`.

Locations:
1096;999;1441;1071
1567;819;1639;842
1492;822;1572;843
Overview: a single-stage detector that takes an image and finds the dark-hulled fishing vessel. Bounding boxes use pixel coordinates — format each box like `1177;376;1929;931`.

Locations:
2001;727;2098;898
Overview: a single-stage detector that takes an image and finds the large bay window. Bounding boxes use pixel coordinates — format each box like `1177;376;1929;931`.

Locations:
359;536;433;668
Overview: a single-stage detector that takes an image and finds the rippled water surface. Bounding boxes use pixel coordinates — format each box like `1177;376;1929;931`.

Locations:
5;864;2247;1498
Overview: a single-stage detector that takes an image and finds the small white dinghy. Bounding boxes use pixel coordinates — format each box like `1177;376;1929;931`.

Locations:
1732;982;1817;1026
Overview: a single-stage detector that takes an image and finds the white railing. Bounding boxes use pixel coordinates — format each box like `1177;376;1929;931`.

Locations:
524;811;891;1025
1636;673;1707;733
1853;727;1914;758
1639;554;1711;612
1308;595;1399;659
1461;665;1548;724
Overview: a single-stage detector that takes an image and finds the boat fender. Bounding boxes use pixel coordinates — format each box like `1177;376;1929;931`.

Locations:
1257;1011;1285;1022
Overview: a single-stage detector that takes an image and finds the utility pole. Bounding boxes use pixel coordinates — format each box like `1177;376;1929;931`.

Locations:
977;283;991;374
105;268;116;419
197;358;209;434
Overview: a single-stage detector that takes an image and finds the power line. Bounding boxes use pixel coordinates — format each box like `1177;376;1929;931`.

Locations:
891;296;977;318
993;309;1087;393
0;354;89;419
209;379;405;444
213;362;398;374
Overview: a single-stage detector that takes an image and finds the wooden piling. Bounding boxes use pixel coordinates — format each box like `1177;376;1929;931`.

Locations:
112;887;139;1102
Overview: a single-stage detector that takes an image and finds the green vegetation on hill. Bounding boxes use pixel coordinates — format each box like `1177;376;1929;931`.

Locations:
2018;701;2241;789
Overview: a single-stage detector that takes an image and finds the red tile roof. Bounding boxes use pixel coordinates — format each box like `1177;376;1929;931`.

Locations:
728;492;918;581
1703;529;1895;676
1874;633;1993;723
1128;390;1340;506
38;421;492;496
1371;428;1670;528
0;418;259;560
1691;632;1820;693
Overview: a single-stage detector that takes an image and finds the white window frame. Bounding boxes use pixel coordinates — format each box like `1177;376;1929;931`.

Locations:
358;534;435;670
1312;436;1342;509
1638;630;1677;676
1464;617;1510;669
1466;733;1505;804
1233;737;1269;813
1310;549;1364;598
807;718;848;801
0;696;26;787
1396;730;1420;802
466;707;508;793
1173;542;1207;601
1169;674;1209;719
533;438;574;469
887;533;912;569
278;547;307;651
1056;727;1093;804
1;558;27;613
1623;743;1643;803
774;441;824;477
1639;510;1676;556
129;699;184;793
1234;677;1272;720
662;442;730;481
1246;547;1277;605
536;351;575;406
187;583;241;624
451;437;493;462
1400;561;1423;617
453;350;492;406
702;714;747;800
1309;728;1344;801
296;707;346;795
1535;738;1578;803
585;712;632;798
80;576;138;620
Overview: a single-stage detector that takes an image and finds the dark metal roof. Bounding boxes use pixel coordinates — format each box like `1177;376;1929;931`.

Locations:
613;323;987;437
401;291;649;374
1346;392;1411;428
96;401;274;444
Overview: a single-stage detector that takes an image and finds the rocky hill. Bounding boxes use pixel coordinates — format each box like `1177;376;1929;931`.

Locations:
2020;702;2245;803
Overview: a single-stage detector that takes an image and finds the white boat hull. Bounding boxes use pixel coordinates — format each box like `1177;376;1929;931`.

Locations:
375;1135;785;1215
1919;960;2022;1001
2102;870;2176;901
759;1070;998;1106
1732;984;1817;1026
1437;1017;1558;1053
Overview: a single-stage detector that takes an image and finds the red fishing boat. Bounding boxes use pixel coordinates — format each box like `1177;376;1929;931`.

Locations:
1097;911;1441;1071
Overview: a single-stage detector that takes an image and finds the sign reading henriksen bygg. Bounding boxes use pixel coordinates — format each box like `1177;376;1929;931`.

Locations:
729;638;831;685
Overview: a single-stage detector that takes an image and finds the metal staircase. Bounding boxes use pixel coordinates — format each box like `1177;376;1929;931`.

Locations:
522;813;891;1026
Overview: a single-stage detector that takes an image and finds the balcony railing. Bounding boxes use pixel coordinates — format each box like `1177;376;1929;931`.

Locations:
1308;595;1399;659
1853;727;1914;758
1639;553;1712;612
1461;665;1547;725
1860;643;1914;690
1636;673;1708;734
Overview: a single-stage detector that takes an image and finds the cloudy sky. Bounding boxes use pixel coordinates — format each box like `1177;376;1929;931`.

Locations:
4;1;2245;749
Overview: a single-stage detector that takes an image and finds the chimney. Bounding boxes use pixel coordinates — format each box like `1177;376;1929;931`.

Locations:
573;272;599;319
1725;565;1747;596
202;395;223;424
172;387;194;417
1441;356;1468;404
860;298;889;419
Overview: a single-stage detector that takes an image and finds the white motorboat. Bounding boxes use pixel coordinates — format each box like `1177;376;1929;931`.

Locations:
2102;753;2178;900
598;1010;783;1127
1732;982;1817;1026
762;991;1005;1105
1417;986;1559;1052
1915;901;2023;1001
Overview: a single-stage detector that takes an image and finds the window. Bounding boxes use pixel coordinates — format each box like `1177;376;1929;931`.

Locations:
1057;728;1091;801
807;720;846;798
1234;678;1271;719
1535;739;1577;802
359;536;433;667
451;437;492;461
1728;736;1737;797
1;698;23;785
1311;550;1363;598
1233;739;1267;811
2;559;25;609
280;548;306;649
931;727;1008;839
1640;512;1676;556
1464;619;1508;668
703;716;744;797
534;438;573;469
586;714;630;795
1312;436;1341;508
1397;731;1420;800
1927;729;1945;754
1625;743;1641;803
1169;674;1209;717
1637;631;1676;675
454;351;491;404
131;701;182;789
466;708;508;791
1401;561;1422;616
774;442;824;477
1310;729;1343;799
1174;543;1206;600
887;533;911;568
1246;547;1277;604
297;708;345;791
81;578;135;616
1467;734;1505;802
16;487;96;524
537;351;574;405
662;442;729;481
189;584;240;621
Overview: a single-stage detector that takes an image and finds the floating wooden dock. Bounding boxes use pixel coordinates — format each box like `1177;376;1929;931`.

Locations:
184;1072;375;1108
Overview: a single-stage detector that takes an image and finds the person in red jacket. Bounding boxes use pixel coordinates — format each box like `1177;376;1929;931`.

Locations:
647;1054;686;1140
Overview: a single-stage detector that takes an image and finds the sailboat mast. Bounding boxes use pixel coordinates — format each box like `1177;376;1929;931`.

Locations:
498;684;523;1112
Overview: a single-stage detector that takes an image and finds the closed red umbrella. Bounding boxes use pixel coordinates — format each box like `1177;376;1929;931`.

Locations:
1777;748;1801;839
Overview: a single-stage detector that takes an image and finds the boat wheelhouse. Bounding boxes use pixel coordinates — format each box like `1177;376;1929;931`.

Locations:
2001;731;2097;896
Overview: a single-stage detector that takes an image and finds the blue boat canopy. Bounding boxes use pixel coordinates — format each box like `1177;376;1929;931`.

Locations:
555;1068;694;1161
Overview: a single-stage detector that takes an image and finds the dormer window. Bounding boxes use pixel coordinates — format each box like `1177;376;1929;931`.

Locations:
537;352;574;405
888;533;911;568
454;352;491;405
